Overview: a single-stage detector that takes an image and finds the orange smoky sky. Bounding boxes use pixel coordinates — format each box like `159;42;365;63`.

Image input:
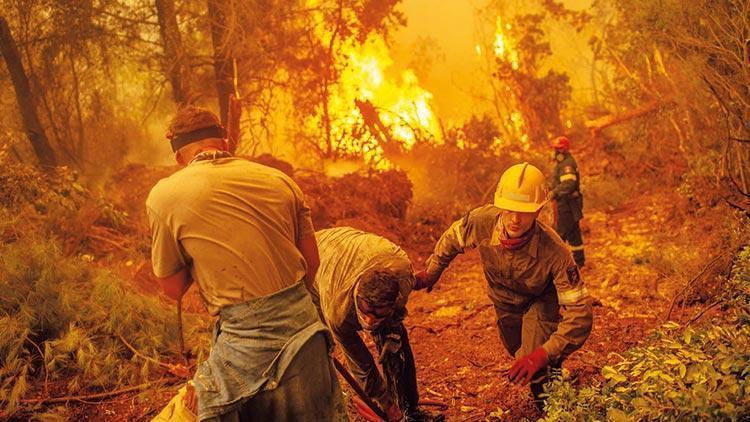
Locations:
391;0;596;125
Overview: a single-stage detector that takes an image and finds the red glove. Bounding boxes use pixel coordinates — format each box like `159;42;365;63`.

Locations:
413;270;437;292
508;347;549;385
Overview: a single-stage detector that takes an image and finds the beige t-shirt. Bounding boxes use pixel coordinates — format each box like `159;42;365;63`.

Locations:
146;157;315;316
314;227;414;332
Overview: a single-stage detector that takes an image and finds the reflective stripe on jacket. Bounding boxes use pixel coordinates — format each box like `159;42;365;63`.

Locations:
551;152;583;220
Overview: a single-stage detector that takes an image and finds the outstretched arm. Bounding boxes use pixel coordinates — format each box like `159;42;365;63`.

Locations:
418;210;485;290
543;256;593;362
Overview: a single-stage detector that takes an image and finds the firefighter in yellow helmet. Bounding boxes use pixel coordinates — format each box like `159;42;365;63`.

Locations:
414;162;593;411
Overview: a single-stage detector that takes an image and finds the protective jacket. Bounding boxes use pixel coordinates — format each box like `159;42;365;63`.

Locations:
424;205;592;364
550;152;585;266
550;152;583;222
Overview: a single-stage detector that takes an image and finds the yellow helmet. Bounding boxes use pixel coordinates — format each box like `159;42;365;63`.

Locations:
493;162;548;213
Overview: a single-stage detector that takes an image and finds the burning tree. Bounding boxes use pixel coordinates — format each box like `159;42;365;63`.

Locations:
289;0;442;167
475;1;586;147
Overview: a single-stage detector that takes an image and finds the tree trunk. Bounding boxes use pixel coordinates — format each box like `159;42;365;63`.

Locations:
156;0;190;104
0;16;57;167
207;0;232;125
226;94;242;153
585;97;674;134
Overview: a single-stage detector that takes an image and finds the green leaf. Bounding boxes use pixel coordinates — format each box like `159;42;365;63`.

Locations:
603;365;627;383
664;356;681;366
631;397;649;408
662;321;681;330
607;408;630;422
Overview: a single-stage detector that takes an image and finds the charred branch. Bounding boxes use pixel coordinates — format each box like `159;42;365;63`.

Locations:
584;97;674;135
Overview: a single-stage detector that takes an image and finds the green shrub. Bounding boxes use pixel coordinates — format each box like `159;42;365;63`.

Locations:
0;239;209;416
0;163;86;214
542;245;750;421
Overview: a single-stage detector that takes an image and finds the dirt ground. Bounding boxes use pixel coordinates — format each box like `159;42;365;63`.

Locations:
21;158;726;422
48;180;719;422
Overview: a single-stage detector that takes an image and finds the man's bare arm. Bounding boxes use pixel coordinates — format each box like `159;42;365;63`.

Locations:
298;235;320;291
156;268;193;301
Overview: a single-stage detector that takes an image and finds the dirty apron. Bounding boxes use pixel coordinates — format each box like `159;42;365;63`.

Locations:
193;281;338;421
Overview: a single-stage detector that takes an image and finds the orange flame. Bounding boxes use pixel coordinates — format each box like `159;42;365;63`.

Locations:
493;17;519;71
307;10;440;168
343;37;440;167
493;16;529;149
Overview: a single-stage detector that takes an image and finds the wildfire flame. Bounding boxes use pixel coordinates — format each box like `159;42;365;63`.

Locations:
344;38;439;151
493;16;529;149
493;17;519;71
307;8;441;168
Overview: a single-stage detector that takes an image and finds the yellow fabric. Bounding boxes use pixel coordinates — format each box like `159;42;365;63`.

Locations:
313;227;414;410
559;173;577;182
147;158;315;316
151;384;196;422
314;227;413;333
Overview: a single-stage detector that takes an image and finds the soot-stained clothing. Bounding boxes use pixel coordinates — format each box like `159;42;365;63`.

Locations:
313;227;415;410
147;157;345;421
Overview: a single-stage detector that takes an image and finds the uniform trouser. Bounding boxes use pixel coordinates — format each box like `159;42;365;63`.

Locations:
213;333;348;422
556;211;585;267
494;301;562;411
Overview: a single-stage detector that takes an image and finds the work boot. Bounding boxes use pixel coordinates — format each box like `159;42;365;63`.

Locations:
404;407;445;422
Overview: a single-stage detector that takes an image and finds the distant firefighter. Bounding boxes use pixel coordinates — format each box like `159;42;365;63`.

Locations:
548;135;585;267
312;227;443;422
415;163;593;411
146;106;346;421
